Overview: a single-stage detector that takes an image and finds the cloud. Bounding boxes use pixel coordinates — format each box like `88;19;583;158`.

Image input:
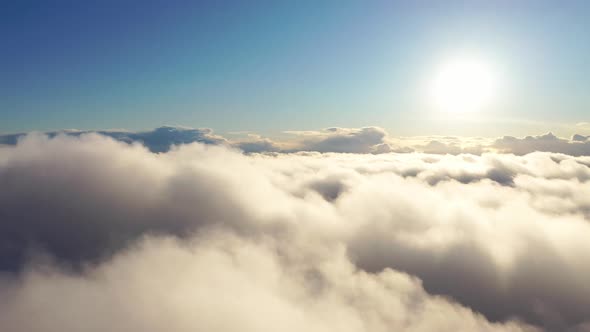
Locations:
0;133;255;271
572;134;589;142
0;133;23;146
0;126;227;153
1;133;590;331
0;234;538;332
121;126;228;152
492;133;590;156
284;127;393;153
0;126;395;154
233;134;282;153
419;139;485;155
3;126;590;156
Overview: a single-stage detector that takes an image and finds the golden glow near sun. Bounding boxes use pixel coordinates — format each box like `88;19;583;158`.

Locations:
430;57;497;113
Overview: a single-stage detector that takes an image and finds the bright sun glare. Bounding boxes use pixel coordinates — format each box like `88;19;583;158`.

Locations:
430;57;497;113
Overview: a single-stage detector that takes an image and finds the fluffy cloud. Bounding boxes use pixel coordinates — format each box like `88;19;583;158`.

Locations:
0;234;537;332
0;126;227;153
1;133;590;331
233;134;282;153
492;133;590;156
283;127;391;153
2;126;590;156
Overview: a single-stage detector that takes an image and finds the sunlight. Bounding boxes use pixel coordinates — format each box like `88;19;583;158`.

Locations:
430;57;497;113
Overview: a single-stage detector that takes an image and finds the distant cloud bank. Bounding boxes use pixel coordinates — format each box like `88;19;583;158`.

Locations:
0;125;227;153
2;125;590;156
1;133;590;331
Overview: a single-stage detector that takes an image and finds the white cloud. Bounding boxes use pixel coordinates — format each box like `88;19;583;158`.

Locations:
2;126;590;156
282;127;392;153
1;133;590;331
492;133;590;156
0;234;538;332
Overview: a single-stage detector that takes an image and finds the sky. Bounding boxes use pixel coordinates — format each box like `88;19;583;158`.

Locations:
2;1;589;136
3;3;590;332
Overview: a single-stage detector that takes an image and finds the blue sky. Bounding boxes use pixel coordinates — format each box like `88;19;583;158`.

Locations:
2;1;589;136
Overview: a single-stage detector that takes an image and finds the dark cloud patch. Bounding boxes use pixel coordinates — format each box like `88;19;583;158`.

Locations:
485;159;517;186
307;177;347;201
0;133;23;145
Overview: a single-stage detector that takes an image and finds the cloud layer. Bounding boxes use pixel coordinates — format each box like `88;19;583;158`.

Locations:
2;126;590;155
1;133;590;331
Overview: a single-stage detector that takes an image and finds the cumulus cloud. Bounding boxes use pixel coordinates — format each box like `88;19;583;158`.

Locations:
572;134;589;142
287;127;390;153
0;234;537;332
3;126;590;156
0;126;395;154
0;126;227;152
1;133;590;331
419;139;485;155
492;133;590;156
233;134;282;153
121;125;228;152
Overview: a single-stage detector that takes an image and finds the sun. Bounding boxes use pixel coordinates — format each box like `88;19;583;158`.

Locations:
430;57;497;113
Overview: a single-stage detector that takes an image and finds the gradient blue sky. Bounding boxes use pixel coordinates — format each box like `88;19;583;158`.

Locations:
2;1;589;136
